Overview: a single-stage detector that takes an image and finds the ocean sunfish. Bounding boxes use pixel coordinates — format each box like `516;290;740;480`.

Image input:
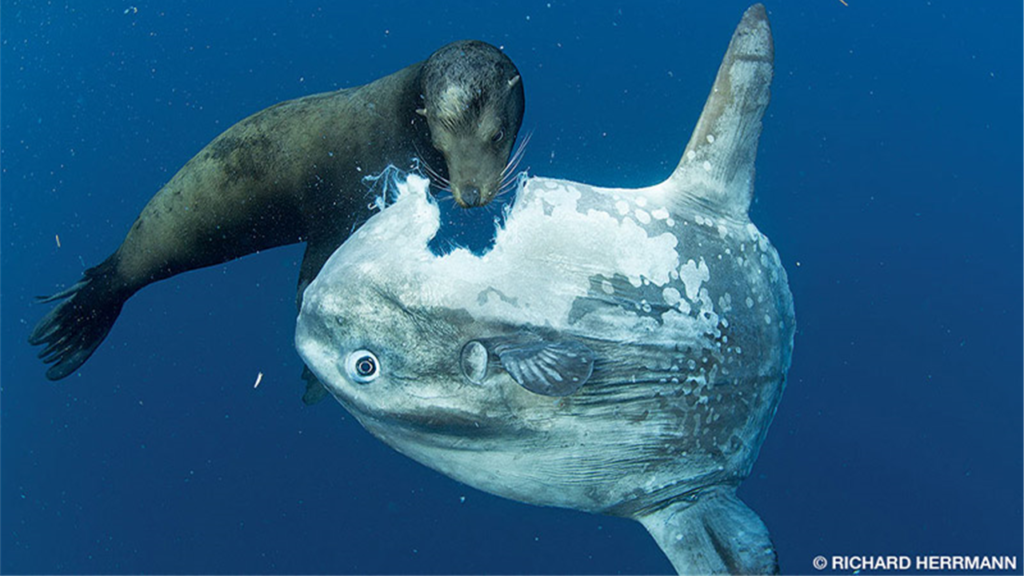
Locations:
296;5;793;574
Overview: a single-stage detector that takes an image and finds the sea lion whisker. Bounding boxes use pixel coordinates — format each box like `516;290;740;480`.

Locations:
500;157;527;188
432;189;456;205
503;157;524;182
495;177;522;200
499;156;528;192
429;180;454;195
411;143;452;188
422;161;451;188
498;171;519;192
426;171;451;189
413;149;451;187
500;144;529;186
510;130;532;163
502;130;532;177
514;129;533;156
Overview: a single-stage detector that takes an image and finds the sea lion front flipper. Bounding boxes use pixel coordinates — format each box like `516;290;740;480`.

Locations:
28;256;129;380
301;365;330;405
295;232;352;311
493;338;595;396
637;489;778;575
296;235;350;405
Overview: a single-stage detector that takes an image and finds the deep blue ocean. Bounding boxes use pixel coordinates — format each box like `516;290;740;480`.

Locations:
2;1;1021;574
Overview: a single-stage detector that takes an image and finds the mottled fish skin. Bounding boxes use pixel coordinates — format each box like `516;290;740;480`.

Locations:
296;5;791;575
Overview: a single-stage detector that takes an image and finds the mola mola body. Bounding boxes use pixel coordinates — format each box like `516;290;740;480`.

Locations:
297;5;793;574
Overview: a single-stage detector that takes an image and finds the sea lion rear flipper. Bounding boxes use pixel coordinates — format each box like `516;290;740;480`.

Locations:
638;489;778;575
28;256;128;380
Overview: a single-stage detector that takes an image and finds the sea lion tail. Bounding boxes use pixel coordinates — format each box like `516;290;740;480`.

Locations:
28;256;128;380
638;488;778;575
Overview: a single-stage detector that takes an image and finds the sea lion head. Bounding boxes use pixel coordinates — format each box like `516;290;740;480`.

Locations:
418;40;525;208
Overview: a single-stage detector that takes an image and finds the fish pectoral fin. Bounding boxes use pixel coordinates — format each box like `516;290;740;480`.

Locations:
494;338;595;396
637;489;778;575
301;366;331;406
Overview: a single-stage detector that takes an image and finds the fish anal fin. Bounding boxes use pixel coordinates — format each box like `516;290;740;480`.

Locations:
638;488;778;575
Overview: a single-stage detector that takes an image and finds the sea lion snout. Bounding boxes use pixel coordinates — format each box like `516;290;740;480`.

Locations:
423;122;514;208
442;146;505;207
425;117;515;208
456;185;481;207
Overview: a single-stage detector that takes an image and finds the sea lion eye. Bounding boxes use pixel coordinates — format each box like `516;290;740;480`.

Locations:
491;128;505;144
345;349;380;383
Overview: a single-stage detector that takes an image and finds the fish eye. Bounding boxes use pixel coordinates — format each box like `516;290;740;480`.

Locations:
345;349;380;384
491;128;504;144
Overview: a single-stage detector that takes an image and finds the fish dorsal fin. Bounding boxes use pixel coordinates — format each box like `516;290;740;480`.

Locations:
662;4;773;218
494;337;595;397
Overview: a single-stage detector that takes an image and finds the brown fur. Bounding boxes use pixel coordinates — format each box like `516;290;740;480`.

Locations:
29;41;525;383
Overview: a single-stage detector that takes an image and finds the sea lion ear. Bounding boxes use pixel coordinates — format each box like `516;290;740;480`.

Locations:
415;108;428;117
494;337;594;396
507;75;521;89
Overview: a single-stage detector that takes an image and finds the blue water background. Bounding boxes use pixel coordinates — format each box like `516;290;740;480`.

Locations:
2;1;1021;574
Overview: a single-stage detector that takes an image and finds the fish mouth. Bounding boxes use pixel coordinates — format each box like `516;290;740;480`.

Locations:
334;393;523;445
362;406;518;442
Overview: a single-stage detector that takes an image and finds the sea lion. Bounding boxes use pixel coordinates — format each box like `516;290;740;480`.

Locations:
29;40;526;391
